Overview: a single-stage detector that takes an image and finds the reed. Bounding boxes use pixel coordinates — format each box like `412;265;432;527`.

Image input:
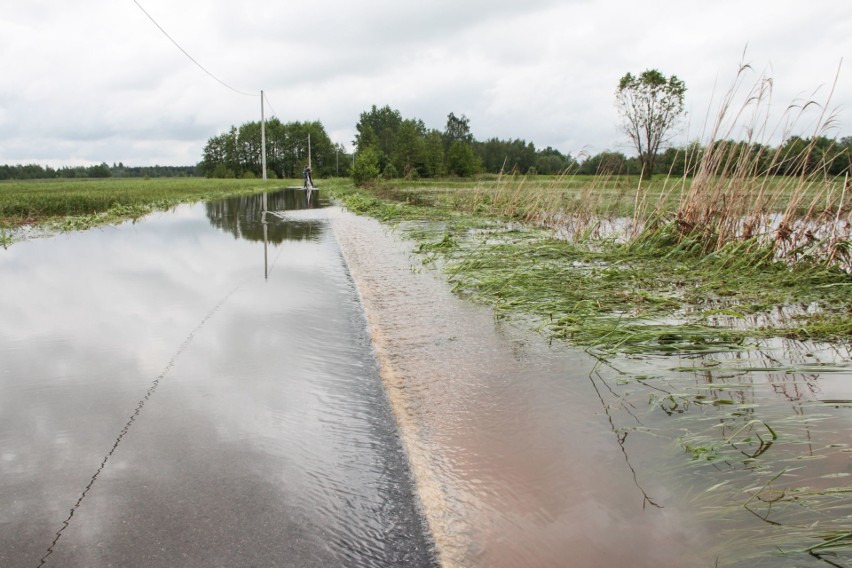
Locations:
662;62;850;268
365;63;851;270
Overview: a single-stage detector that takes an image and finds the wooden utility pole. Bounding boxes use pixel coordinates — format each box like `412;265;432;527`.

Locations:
307;133;312;170
260;90;267;181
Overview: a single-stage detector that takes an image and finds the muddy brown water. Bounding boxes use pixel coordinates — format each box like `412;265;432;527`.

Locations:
2;189;849;567
331;209;715;568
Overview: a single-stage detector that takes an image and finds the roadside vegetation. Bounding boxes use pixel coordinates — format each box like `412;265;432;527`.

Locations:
327;84;852;562
329;169;851;566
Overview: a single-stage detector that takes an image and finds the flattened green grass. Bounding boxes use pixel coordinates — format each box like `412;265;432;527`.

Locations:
331;181;852;345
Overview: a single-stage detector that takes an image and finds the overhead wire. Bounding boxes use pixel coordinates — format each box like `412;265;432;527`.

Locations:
130;0;258;98
129;1;330;158
263;91;279;118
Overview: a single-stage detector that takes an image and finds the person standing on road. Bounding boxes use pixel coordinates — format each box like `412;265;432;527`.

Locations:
303;164;313;189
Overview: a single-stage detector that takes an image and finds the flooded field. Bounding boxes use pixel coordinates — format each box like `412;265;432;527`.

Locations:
2;188;850;567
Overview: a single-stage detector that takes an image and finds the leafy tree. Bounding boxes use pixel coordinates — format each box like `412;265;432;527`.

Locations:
443;113;479;176
477;138;536;174
616;69;686;179
392;119;427;178
577;151;631;175
535;147;576;175
89;163;112;178
447;140;481;177
443;112;473;150
354;105;403;171
422;130;446;177
352;146;381;186
201;119;335;179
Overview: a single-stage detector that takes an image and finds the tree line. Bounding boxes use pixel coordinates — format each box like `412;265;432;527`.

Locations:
198;118;347;179
0;163;197;180
572;136;852;178
350;105;575;184
4;94;850;183
198;105;577;184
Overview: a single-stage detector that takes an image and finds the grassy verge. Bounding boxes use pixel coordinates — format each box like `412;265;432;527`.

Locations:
330;180;851;344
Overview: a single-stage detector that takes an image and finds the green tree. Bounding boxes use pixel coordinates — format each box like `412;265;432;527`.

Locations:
89;162;112;178
442;112;473;150
354;105;403;172
352;146;381;186
422;130;446;177
392;119;427;178
535;147;576;175
616;69;686;179
447;140;481;177
577;151;630;175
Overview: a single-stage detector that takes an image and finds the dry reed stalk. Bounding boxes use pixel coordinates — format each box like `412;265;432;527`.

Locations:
654;57;850;267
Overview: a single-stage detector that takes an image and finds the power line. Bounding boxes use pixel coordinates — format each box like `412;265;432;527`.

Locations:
263;91;278;118
131;0;258;97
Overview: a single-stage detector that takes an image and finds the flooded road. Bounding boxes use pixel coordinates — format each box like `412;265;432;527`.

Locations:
332;211;723;568
3;188;849;567
0;190;434;567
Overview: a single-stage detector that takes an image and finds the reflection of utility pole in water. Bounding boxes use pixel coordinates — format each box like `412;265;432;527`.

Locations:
261;91;267;181
262;192;269;280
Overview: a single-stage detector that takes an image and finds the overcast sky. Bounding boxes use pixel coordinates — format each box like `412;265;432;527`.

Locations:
2;0;850;167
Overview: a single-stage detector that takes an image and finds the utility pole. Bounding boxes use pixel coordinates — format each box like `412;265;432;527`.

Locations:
307;133;312;170
260;90;267;181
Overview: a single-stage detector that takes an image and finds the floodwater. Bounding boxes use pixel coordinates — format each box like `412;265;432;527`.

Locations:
2;188;849;568
331;212;852;568
0;189;434;567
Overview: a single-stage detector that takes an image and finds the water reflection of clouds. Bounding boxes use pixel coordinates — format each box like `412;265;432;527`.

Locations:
0;200;432;566
0;204;269;558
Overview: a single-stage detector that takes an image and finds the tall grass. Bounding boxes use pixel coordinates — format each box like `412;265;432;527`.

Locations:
664;62;850;267
396;63;851;269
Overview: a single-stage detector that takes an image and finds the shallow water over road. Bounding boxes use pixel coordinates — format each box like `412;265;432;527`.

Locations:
4;189;849;568
332;211;852;568
0;190;434;567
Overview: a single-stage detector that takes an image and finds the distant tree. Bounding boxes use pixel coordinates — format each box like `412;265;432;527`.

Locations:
201;119;335;179
577;151;630;175
89;162;112;178
352;147;381;186
535;147;576;175
443;113;479;177
354;105;403;172
422;130;446;177
392;119;427;178
616;69;686;179
446;140;481;177
477;137;537;174
442;112;473;150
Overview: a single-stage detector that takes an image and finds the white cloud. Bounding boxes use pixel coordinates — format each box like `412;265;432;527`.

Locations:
1;0;849;166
